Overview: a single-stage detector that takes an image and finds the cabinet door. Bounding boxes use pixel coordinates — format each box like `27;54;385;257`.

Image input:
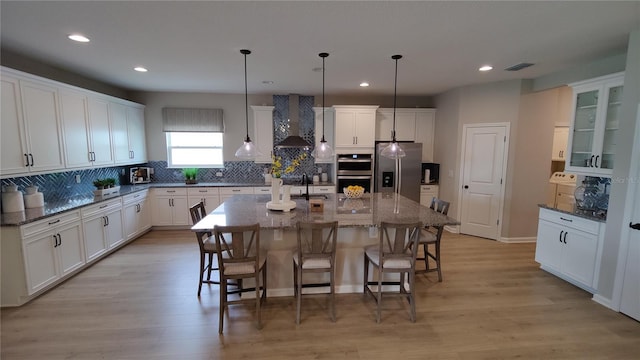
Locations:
535;220;563;272
127;106;147;163
415;111;435;162
552;127;569;161
152;196;174;226
562;228;598;287
599;85;622;170
171;197;190;225
23;232;58;294
110;102;131;164
59;89;91;168
57;221;85;275
313;107;335;163
82;216;108;262
353;110;375;147
138;198;151;231
1;76;29;175
252;106;274;163
105;208;125;248
87;98;114;166
20;80;65;172
568;87;599;169
123;202;140;240
334;110;356;147
376;110;394;141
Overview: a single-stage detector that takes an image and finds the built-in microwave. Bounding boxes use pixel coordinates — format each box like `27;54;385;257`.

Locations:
336;153;373;193
130;167;153;184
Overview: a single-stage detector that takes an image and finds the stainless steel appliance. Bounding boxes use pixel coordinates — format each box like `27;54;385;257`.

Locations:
375;142;422;203
336;153;373;194
547;171;577;211
130;167;153;184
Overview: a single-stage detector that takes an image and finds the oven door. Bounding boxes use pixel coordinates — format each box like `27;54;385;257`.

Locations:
336;175;373;194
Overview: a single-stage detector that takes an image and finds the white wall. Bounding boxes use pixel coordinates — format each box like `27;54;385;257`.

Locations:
433;89;462;218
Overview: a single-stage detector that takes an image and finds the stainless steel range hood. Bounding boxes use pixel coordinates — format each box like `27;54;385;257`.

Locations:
274;94;312;149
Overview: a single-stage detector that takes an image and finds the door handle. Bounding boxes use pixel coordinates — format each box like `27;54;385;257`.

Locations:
630;222;640;230
464;185;469;189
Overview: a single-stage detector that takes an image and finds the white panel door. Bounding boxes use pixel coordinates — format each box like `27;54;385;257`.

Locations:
620;105;640;321
460;125;507;239
57;222;85;275
105;208;125;249
82;216;108;262
23;233;58;294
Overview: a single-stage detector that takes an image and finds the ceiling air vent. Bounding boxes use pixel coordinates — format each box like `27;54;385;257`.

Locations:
504;62;534;71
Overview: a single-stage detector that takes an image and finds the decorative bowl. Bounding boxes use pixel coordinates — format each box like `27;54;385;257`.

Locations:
344;186;364;199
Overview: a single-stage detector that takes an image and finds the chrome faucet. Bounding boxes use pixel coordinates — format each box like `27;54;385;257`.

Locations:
301;173;310;200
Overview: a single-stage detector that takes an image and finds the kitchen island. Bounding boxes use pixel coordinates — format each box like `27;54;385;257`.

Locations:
191;192;458;296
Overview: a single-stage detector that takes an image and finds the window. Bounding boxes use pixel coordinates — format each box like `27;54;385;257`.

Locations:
166;132;223;167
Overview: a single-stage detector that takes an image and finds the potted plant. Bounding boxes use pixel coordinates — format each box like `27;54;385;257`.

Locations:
105;178;116;188
93;179;105;190
182;168;198;184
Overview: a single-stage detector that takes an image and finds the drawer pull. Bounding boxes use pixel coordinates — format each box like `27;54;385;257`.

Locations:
232;189;240;192
559;217;573;222
134;194;140;198
166;190;176;193
99;204;108;209
48;219;61;225
199;190;207;193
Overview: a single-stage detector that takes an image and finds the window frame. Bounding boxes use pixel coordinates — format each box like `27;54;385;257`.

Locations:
165;132;224;168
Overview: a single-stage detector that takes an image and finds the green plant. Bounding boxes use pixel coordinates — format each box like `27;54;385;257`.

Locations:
182;168;198;180
93;179;105;189
105;178;116;187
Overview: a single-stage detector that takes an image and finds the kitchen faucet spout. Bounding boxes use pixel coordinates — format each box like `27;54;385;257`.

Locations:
301;173;310;200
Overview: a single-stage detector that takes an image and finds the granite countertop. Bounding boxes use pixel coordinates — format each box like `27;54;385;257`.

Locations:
191;193;459;230
1;182;337;227
538;204;607;223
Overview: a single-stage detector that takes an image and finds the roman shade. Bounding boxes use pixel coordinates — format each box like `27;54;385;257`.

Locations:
162;108;224;132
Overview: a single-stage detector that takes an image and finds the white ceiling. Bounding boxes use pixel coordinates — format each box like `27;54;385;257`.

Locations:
1;1;638;96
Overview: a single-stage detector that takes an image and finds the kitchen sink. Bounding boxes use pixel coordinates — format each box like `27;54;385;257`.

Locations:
290;194;328;200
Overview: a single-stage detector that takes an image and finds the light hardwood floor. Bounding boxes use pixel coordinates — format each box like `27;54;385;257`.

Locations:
2;230;639;359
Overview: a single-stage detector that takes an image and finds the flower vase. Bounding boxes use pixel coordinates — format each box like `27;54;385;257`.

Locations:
271;177;283;204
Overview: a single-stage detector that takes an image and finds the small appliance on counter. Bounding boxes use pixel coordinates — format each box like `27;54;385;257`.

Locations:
546;171;577;212
130;167;153;184
421;163;440;184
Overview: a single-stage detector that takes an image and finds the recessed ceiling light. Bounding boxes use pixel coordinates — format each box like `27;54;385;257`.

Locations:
134;67;148;72
479;65;493;72
68;34;90;43
360;82;370;87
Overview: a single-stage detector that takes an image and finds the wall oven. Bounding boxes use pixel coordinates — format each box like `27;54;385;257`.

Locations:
336;153;373;193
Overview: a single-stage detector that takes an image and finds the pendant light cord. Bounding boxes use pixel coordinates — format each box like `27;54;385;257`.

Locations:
319;52;329;143
241;49;251;142
392;55;402;142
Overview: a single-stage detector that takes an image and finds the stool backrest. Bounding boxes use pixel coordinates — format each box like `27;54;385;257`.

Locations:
429;198;450;216
379;221;422;269
189;201;207;224
296;221;338;263
214;224;261;270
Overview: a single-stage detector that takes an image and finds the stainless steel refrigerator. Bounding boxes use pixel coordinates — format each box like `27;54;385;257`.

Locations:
375;142;423;203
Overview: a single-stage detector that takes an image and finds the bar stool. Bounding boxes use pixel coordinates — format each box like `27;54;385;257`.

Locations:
416;198;449;281
189;201;218;296
214;223;267;334
363;221;422;323
293;220;338;324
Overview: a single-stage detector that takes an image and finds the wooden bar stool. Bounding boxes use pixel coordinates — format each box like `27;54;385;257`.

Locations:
214;223;267;334
416;198;449;281
364;221;422;323
189;201;218;296
293;220;338;324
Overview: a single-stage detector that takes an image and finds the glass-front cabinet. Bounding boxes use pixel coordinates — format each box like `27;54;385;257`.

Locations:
566;72;624;176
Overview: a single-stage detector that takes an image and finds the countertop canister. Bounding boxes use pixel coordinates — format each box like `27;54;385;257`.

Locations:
2;185;25;213
24;186;45;209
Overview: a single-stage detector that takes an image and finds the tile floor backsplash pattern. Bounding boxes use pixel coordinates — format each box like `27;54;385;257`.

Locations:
1;166;127;205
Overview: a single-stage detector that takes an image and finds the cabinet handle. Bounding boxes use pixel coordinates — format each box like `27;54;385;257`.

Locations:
166;190;176;193
232;189;240;192
589;155;595;167
131;150;135;159
53;234;58;248
629;222;640;230
105;215;109;226
559;230;564;243
92;152;96;161
137;204;141;212
24;154;30;166
563;231;568;244
559;217;573;222
48;219;61;225
595;155;600;168
29;153;34;167
99;204;108;209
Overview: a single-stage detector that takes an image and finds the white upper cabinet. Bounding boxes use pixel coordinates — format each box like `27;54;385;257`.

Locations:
111;101;147;165
252;105;274;164
566;72;624;176
551;126;569;161
376;108;436;162
126;105;147;163
87;97;115;167
16;78;65;174
313;106;335;163
333;105;378;150
59;88;92;168
1;75;29;176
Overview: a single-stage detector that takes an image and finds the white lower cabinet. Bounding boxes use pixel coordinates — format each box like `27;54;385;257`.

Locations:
420;185;439;206
313;185;336;194
535;208;604;292
152;188;189;226
187;188;220;224
81;199;124;262
21;211;85;295
219;187;253;202
123;190;151;240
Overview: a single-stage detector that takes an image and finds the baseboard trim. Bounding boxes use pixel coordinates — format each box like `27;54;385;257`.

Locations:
268;285;360;297
498;236;537;243
592;294;615;310
444;225;459;233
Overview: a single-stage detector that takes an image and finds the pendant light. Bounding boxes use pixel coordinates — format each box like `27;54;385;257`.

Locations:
235;49;262;159
312;52;334;160
381;54;406;159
